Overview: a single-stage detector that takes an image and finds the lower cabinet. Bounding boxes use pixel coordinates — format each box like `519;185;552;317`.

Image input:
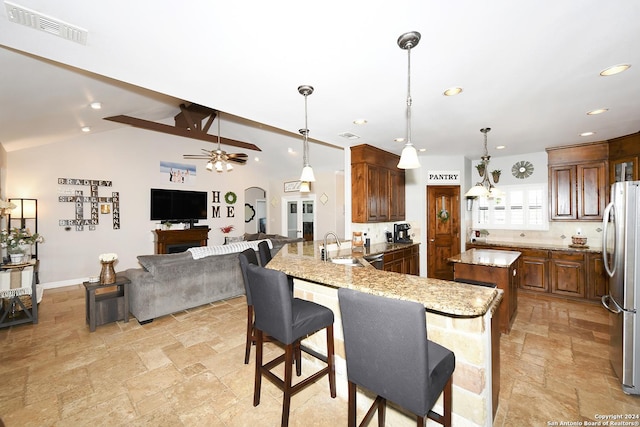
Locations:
468;243;607;303
550;251;585;298
520;249;549;293
383;244;420;276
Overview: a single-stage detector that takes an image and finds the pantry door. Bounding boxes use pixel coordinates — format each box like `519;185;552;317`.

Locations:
426;186;460;280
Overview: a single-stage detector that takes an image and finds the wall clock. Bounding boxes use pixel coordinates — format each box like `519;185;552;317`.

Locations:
512;161;534;179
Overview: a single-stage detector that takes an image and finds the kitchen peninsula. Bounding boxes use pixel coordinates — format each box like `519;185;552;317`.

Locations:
267;241;503;426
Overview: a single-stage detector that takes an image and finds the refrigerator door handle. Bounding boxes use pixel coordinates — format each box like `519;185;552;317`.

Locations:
601;294;623;314
602;201;616;278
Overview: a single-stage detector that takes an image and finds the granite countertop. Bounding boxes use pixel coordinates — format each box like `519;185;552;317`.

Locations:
448;248;521;268
266;241;502;318
468;239;602;254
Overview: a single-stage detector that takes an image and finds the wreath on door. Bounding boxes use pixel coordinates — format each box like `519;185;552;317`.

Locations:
437;196;450;223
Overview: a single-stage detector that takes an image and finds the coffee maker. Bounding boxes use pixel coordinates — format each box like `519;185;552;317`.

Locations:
393;223;412;243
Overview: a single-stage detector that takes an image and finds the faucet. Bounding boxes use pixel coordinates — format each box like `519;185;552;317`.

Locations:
323;232;341;261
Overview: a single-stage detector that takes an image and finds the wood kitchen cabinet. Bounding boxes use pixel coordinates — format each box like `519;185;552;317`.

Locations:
550;251;585;298
351;144;405;223
586;252;609;301
608;131;640;183
520;248;549;293
547;141;609;221
383;244;419;276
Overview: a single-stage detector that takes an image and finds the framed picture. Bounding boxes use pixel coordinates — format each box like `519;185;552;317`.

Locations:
284;181;301;192
611;157;637;183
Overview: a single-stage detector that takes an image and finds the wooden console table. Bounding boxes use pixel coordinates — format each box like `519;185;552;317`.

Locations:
153;228;210;254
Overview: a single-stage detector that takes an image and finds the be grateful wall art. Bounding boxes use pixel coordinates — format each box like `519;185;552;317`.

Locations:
58;178;120;231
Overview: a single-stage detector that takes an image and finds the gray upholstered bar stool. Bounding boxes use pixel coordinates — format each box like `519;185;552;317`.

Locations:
245;263;336;427
239;248;260;364
338;288;455;427
257;240;272;266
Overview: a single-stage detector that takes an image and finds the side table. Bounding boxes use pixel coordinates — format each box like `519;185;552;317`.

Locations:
83;273;130;332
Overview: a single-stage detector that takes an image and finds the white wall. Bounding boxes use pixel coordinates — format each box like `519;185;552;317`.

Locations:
7;127;344;287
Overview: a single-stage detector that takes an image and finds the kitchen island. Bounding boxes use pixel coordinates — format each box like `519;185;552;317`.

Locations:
267;241;503;426
448;249;521;335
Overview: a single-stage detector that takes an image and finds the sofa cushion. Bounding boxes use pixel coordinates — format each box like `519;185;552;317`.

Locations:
137;252;192;275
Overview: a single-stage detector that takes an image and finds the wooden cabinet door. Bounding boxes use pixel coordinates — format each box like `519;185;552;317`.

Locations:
520;249;549;292
577;161;607;220
389;169;405;221
351;164;367;223
550;165;577;220
550;252;585;297
587;253;609;301
406;245;420;276
383;251;404;273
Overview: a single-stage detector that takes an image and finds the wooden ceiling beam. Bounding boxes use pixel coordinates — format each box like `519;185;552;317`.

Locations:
104;114;261;151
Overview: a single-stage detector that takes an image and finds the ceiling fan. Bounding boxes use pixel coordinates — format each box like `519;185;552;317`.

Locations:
183;111;248;172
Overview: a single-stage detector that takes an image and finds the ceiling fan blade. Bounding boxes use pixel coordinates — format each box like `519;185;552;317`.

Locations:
227;153;248;159
228;157;248;164
104;115;262;152
183;155;213;159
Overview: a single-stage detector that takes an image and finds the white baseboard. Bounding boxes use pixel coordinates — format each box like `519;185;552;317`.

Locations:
41;278;85;290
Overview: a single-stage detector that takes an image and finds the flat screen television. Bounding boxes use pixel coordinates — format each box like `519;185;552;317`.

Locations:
150;188;207;223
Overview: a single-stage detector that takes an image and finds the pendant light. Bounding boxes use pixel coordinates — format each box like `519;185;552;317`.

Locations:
298;85;316;182
397;31;422;169
465;128;500;198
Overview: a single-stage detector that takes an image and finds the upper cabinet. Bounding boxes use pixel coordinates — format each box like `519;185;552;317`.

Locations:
351;144;405;223
608;131;640;184
547;141;608;221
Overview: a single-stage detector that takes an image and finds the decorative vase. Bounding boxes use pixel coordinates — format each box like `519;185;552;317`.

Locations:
9;253;23;263
100;261;116;285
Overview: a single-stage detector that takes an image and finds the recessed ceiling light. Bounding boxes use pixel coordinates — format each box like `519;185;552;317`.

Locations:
339;132;360;140
90;102;102;110
495;145;506;150
418;148;427;152
580;131;595;137
353;119;368;125
443;87;463;96
254;157;260;162
394;137;405;143
587;108;608;115
81;126;91;132
288;147;294;154
600;64;631;76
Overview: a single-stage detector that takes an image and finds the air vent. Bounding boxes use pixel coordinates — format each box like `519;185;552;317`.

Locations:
339;132;361;140
5;1;88;45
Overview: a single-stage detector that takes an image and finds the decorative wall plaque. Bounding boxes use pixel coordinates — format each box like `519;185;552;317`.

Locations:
58;178;120;230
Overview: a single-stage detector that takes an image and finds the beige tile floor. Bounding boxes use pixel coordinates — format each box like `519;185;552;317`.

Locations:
0;285;638;426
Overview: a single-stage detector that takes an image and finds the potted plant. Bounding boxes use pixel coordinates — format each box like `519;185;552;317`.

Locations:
491;169;501;183
1;228;44;263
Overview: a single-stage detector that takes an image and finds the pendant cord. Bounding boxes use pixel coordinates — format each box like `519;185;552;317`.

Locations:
406;45;413;146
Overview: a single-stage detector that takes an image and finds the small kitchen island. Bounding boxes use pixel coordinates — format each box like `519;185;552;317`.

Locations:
267;241;503;426
448;249;521;335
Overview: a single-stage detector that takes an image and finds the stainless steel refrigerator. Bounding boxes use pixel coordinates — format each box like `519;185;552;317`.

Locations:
602;180;640;395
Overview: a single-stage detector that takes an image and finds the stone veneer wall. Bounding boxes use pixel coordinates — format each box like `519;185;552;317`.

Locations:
294;278;499;427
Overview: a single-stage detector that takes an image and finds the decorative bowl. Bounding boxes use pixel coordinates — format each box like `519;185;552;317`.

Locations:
571;235;587;246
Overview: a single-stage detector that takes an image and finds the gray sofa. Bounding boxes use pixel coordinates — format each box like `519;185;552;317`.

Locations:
125;236;301;323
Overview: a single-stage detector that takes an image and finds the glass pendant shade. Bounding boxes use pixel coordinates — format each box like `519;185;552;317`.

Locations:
464;184;490;198
299;181;310;193
397;143;420;169
300;165;315;182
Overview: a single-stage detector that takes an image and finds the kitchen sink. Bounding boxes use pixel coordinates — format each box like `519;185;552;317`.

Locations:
329;256;363;267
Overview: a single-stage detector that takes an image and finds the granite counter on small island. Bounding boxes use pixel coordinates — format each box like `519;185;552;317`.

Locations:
267;241;503;426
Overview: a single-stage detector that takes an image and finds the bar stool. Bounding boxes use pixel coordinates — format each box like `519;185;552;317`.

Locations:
338;288;455;427
246;263;336;427
257;240;272;266
239;248;260;364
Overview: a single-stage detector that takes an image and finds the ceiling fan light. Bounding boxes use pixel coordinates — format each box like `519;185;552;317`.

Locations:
226;163;233;171
397;143;420;169
214;161;223;172
206;160;213;171
300;165;316;182
299;181;310;193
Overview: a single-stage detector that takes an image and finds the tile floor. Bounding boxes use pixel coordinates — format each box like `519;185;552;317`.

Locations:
0;286;638;426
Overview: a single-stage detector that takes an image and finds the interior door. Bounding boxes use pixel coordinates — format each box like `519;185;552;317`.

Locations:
284;197;316;241
427;186;460;280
